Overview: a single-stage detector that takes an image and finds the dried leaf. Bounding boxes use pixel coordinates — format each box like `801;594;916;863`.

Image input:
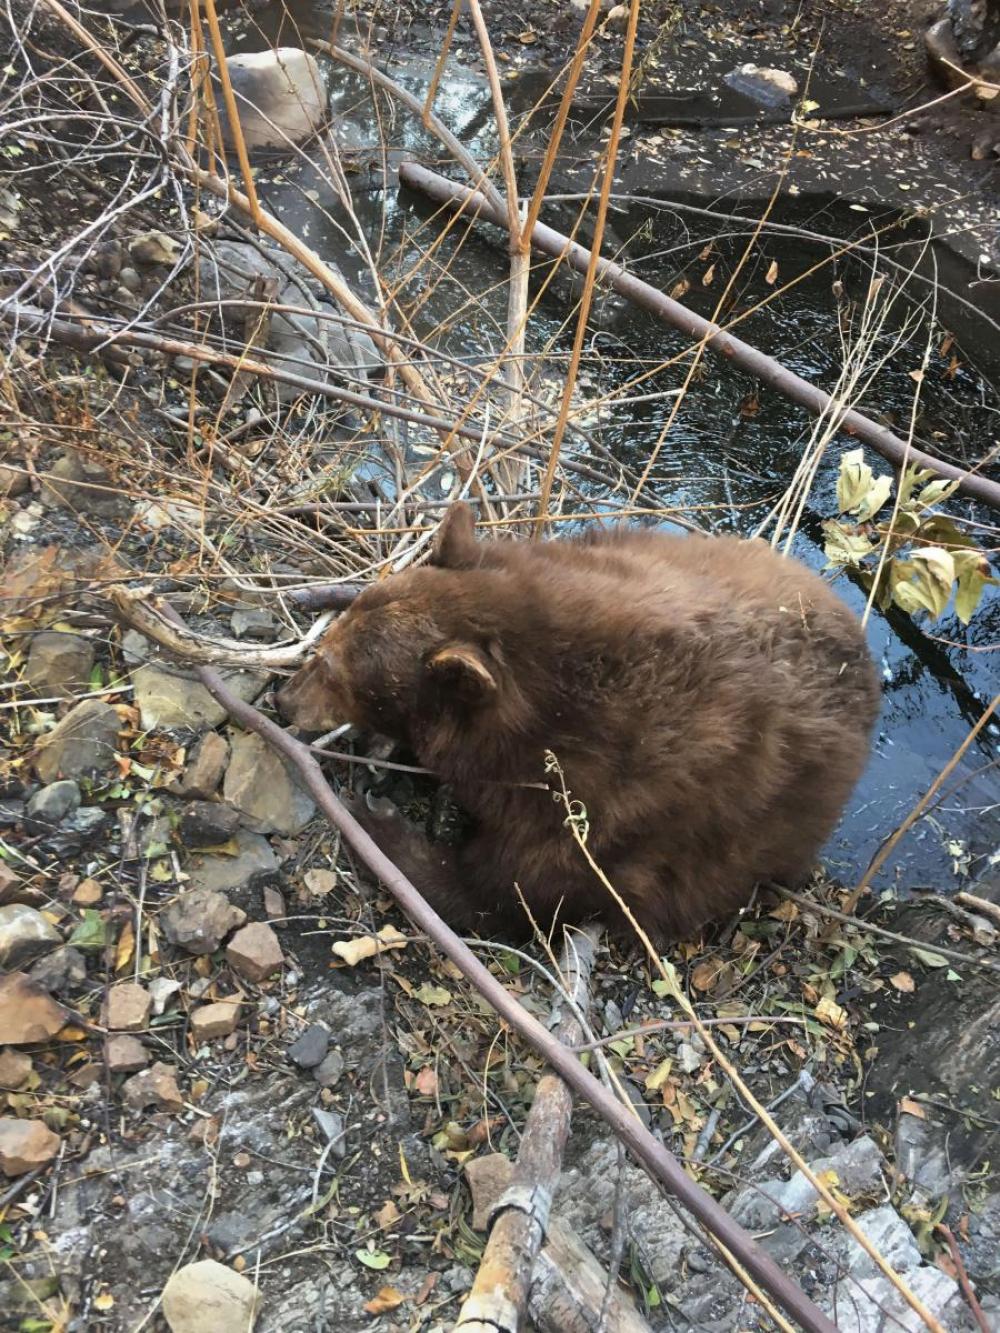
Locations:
115;920;135;972
898;1095;926;1119
822;519;876;568
669;276;691;300
889;971;915;993
304;868;338;897
814;995;847;1030
413;983;452;1008
645;1057;673;1092
691;960;722;992
374;1200;401;1230
364;1286;404;1315
414;1066;438;1097
891;547;955;619
765;259;779;285
702;263;716;286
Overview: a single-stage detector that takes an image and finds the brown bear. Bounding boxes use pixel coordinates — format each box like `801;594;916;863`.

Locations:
277;504;880;942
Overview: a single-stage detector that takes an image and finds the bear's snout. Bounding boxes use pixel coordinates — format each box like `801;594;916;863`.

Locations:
276;655;342;733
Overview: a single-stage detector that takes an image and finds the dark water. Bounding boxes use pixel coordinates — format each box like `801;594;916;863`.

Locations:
226;11;1000;897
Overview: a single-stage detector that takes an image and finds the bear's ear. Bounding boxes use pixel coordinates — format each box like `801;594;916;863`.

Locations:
430;502;479;569
424;643;497;703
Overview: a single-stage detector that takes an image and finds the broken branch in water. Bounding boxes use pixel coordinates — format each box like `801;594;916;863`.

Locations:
121;592;839;1333
397;162;1000;513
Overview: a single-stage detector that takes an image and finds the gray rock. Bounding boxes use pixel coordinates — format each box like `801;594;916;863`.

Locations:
224;731;315;835
198;239;381;404
723;63;799;107
0;462;29;497
312;1107;346;1156
28;946;87;995
93;240;122;280
33;700;120;783
0;904;62;969
47;806;108;855
179;801;241;849
24;632;94;699
230;608;279;641
287;1023;329;1069
174;731;229;800
843;1205;921;1280
24;780;81;835
186;828;279;893
161;888;246;955
219;48;327;151
825;1264;969;1333
132;664;266;732
40;452;128;518
313;1048;344;1088
894;1113;957;1199
731;1135;884;1231
118;266;142;293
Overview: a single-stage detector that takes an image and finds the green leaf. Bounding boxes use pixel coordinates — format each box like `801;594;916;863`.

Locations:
909;946;948;969
498;951;521;975
413;983;452;1008
355;1248;392;1270
68;908;107;951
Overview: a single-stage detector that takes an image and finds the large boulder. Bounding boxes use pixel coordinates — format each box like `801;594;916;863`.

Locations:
218;47;328;150
198;239;381;399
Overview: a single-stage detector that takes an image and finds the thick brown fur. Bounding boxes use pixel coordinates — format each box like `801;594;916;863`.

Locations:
277;505;881;942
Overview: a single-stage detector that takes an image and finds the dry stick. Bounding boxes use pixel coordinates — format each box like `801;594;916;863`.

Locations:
199;0;261;223
533;0;641;538
467;0;529;483
845;690;1000;912
110;612;837;1332
455;925;600;1332
936;1223;992;1333
520;0;603;249
422;0;463;126
398;164;1000;512
955;891;1000;928
2;301;502;451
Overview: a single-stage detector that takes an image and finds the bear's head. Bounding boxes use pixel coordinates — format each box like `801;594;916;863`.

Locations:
276;504;506;738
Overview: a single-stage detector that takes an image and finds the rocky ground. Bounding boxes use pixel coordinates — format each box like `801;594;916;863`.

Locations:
2;1;1000;1331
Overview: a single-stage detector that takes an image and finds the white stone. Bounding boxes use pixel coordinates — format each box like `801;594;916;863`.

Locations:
162;1259;260;1332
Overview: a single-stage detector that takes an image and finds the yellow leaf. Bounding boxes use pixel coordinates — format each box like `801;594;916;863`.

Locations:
94;1291;115;1311
645;1057;673;1092
814;996;847;1030
115;920;135;972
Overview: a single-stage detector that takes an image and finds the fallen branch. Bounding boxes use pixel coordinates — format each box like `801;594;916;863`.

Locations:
397;163;1000;512
456;925;599;1332
104;585;334;669
125;605;837;1333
